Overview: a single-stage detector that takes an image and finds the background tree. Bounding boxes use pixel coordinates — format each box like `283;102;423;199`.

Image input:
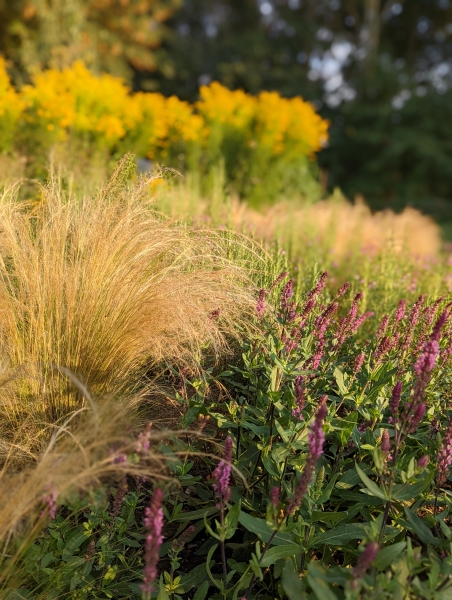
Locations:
146;0;452;219
0;0;181;84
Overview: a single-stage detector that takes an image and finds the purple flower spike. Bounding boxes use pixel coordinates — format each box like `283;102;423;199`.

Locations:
41;486;58;520
376;315;389;339
286;401;327;516
256;289;266;318
381;429;390;454
280;279;294;305
141;488;164;596
292;376;305;421
394;300;407;323
351;311;374;334
405;314;447;435
212;436;233;505
418;455;429;470
335;292;364;346
337;282;349;297
268;271;288;291
437;416;452;486
307;272;328;300
431;311;449;342
351;541;379;586
353;353;365;375
390;382;402;426
401;295;425;354
271;487;279;507
136;423;152;455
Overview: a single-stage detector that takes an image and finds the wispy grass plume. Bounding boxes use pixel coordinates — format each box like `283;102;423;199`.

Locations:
0;156;253;452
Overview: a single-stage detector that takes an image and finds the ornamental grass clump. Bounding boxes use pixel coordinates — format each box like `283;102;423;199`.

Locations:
0;155;253;459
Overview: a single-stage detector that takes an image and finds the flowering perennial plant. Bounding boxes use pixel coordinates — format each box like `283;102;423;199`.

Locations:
141;488;165;597
11;269;452;600
0;61;328;200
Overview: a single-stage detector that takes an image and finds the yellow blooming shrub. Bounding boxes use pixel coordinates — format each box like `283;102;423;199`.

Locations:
197;82;256;131
0;59;329;201
0;58;24;153
255;91;329;158
22;61;141;149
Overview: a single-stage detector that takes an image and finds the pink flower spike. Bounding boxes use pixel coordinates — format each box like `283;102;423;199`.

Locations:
418;455;429;470
353;352;365;375
140;488;164;596
212;436;233;505
292;375;305;421
256;289;266;318
394;299;407;323
268;271;288;291
351;541;379;584
437;416;452;486
337;282;349;297
390;382;402;425
41;486;58;520
286;402;327;515
376;315;389;339
381;429;390;454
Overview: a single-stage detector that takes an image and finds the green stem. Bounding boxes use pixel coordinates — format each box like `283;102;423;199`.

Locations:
243;528;279;599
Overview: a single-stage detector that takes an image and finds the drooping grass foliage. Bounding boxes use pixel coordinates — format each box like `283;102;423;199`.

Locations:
0;156;255;461
0;396;181;595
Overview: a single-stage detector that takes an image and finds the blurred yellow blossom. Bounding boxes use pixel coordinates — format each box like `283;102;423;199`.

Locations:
0;60;329;198
0;57;24;152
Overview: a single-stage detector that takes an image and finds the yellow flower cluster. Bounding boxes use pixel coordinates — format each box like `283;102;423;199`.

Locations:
21;61;142;146
198;84;328;158
0;57;24;152
0;60;329;195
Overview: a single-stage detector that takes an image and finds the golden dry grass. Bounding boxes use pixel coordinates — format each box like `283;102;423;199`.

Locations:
230;193;441;259
0;156;254;455
155;180;442;260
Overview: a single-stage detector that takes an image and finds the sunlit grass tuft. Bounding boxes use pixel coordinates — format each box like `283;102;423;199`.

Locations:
0;156;254;454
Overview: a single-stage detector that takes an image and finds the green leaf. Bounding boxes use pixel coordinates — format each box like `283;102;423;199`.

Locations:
192;581;210;600
282;559;306;600
373;542;406;570
61;530;89;561
157;576;171;600
404;508;439;546
333;367;347;396
261;451;281;478
225;501;241;539
436;585;452;600
392;474;432;501
260;545;303;567
316;474;340;504
205;544;223;590
241;422;270;436
270;366;279;392
275;419;291;443
355;463;388;500
238;512;297;546
311;523;367;547
175;507;218;522
180;563;209;591
306;563;338;600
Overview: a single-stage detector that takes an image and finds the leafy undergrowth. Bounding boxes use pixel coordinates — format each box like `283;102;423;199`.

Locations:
8;271;452;599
